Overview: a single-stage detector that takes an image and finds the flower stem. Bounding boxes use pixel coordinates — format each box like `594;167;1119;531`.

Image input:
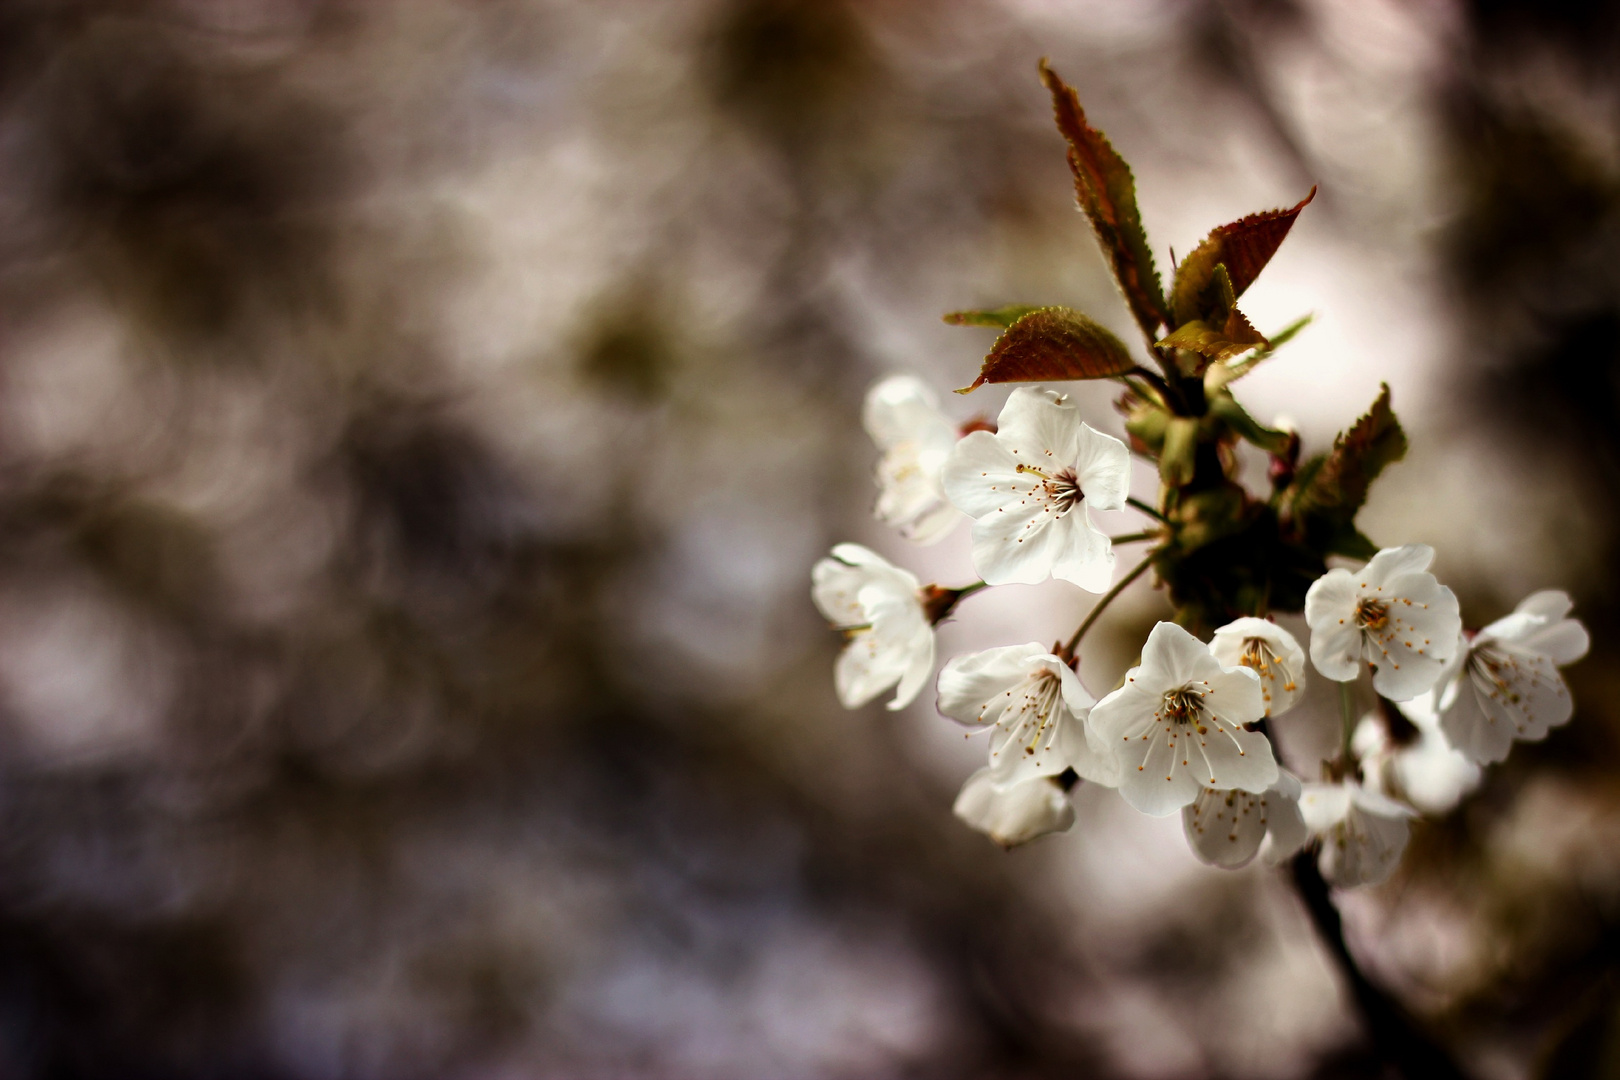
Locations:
1288;854;1472;1079
955;580;989;598
1123;369;1171;406
1126;496;1168;523
1061;555;1154;659
1108;531;1157;545
1339;680;1357;766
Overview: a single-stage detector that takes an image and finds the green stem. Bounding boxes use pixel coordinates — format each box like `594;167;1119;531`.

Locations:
955;580;989;598
1108;531;1157;545
1126;496;1168;523
1339;679;1357;767
1062;555;1154;659
1125;367;1172;405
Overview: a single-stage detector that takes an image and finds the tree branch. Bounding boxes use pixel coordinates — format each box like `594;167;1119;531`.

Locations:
1288;853;1471;1080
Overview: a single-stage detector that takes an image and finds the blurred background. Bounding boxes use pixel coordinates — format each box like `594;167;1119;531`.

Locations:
0;0;1617;1076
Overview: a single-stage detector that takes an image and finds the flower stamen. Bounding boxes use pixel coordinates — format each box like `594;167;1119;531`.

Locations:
1354;598;1390;631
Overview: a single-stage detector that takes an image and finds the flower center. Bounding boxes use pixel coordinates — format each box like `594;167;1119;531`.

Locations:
1163;687;1205;725
1241;638;1273;675
984;669;1068;766
1017;463;1083;514
1354;598;1390;631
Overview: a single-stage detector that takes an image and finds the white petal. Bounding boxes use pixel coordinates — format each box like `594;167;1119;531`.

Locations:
834;629;913;709
1114;702;1275;817
1395;691;1444;735
1357;575;1461;701
1183;788;1269;869
1305;570;1363;682
1049;513;1116;593
1298;782;1352;832
940;432;1027;519
994;386;1081;462
862;375;948;451
1514;588;1574;623
935;643;1054;725
811;545;917;626
1362;543;1434;585
885;622;937;711
1467;643;1574;745
1054;661;1097;716
896;497;961;546
967;495;1073;586
873;438;958;545
1261;773;1310;862
1210;617;1307;718
1438;679;1515;765
1139;621;1227;690
979;658;1087;786
1523;618;1590;667
1072;423;1130;512
1197;714;1278;793
1301;782;1412;887
1390;730;1480;814
1322;808;1410;887
811;559;868;627
1477;611;1542;647
1053;703;1120;787
1087;680;1161;744
953;767;1075;848
1202;666;1268;730
1352;712;1389;769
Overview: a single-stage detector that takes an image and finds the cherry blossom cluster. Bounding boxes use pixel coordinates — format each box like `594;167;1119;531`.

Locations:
812;376;1588;886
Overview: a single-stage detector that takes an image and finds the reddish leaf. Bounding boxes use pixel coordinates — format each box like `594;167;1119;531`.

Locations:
1286;383;1407;541
1038;60;1169;341
1170;187;1316;327
957;306;1134;393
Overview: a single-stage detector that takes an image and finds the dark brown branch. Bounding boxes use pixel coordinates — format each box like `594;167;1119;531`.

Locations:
1288;853;1471;1080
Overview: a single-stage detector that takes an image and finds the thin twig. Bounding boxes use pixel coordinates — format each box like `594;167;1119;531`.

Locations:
1339;680;1357;767
1108;531;1157;545
1126;496;1168;523
1061;555;1153;659
1127;366;1173;404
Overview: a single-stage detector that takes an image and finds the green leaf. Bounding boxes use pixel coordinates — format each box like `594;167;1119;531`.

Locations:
1038;60;1169;341
942;305;1042;329
957;306;1135;393
1158;308;1269;364
1170;188;1316;328
1206;392;1292;455
1159;417;1198;486
1204;313;1313;393
1123;400;1168;454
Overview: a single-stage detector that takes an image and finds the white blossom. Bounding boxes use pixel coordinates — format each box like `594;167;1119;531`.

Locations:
1353;695;1481;815
941;387;1130;591
936;643;1118;789
1298;781;1414;887
1303;544;1462;701
1435;589;1590;765
862;375;962;544
1209;617;1307;718
953;766;1077;848
1088;622;1278;817
811;544;933;711
1182;770;1308;869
